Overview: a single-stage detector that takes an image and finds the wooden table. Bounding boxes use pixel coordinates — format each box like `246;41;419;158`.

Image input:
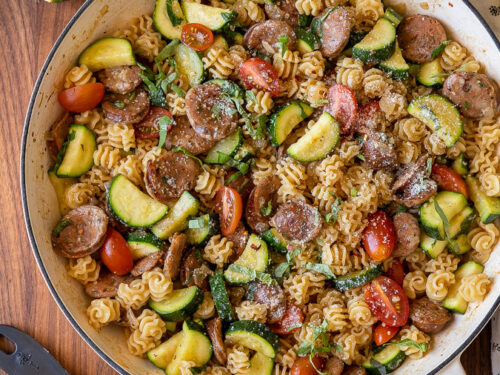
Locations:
0;0;493;374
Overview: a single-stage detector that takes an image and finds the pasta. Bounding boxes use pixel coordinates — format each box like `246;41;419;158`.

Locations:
195;168;223;207
226;345;251;374
403;271;427;299
273;50;301;80
64;183;97;209
117;279;150;310
398;325;431;359
298;51;325;79
235;300;268;323
297;79;328;107
355;0;384;28
142;269;173;302
363;68;388;98
64;65;95;88
295;0;324;16
87;298;121;329
458;273;492;302
245;89;275;115
440;41;467;71
336;57;364;90
194;292;216;319
379;91;408;121
203;235;234;267
93;144;122;170
425;271;455;302
203;47;235;79
67;255;101;284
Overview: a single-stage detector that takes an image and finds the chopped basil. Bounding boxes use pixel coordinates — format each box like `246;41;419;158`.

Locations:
194;249;202;259
170;84;185;97
325;197;342;224
426;157;433;178
113;101;125;109
390;339;429;352
431;40;451;59
315;99;329;105
226;264;277;285
245;90;258;104
188;217;206;229
158;116;174;149
278;34;289;56
221;11;238;23
189;365;206;375
129;91;136;100
52;219;72;237
54;130;76;171
303;262;336;279
260;200;272;216
295;320;341;358
357;154;365;161
156;39;180;62
274;247;301;278
433;199;461;254
463;101;469;108
172;146;206;170
394;203;407;213
350;187;357;197
298;14;311;27
138;72;167;108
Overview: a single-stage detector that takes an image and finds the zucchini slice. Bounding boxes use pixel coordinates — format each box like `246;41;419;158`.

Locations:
147;331;184;369
126;231;164;259
186;214;219;245
269;101;314;146
153;0;185;40
182;1;236;30
407;94;463;147
353;17;396;63
247;352;274;375
384;8;403;26
78;37;136;72
209;273;235;322
466;176;500;224
151;191;200;239
204;128;243;164
419;191;468;240
149;286;204;321
442;261;484;314
55;125;96;178
108;175;169;228
173;43;205;87
225;320;280;358
362;344;406;374
417;58;445;88
451;153;469;177
447;234;471;255
333;264;382;292
224;234;269;284
48;170;76;215
262;228;289;254
295;28;320;54
378;44;409;80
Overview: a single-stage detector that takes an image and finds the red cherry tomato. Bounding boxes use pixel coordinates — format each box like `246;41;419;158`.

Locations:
99;228;134;275
239;58;280;97
364;276;410;327
291;355;324;375
181;23;214;51
353;100;381;131
58;83;105;112
431;164;469;199
386;258;405;286
215;187;243;236
134;107;173;139
373;323;400;346
269;304;305;335
362;210;395;262
226;170;255;202
326;84;358;135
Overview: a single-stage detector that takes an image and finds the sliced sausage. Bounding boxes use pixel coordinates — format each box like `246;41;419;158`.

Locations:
130;251;164;277
392;212;420;257
51;205;108;258
343;366;367;375
251;281;286;324
392;156;437;207
185;83;238;141
97;65;142;95
227;223;250;262
264;0;299;27
353;101;383;132
245;176;280;234
102;87;150;124
180;249;210;290
164;116;217;155
324;357;344;375
163;232;187;280
206;318;227;365
226;171;255;202
243;20;296;55
360;128;398;170
84;271;135;298
271;201;323;243
397;15;447;63
315;7;352;58
409;297;452;333
443;72;500;119
47;112;72;160
145;151;201;203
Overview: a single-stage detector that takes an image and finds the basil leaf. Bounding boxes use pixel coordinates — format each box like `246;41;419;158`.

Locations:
303;262;336;280
356;154;365;161
325;197;342;224
350;187;357;197
257;272;277;286
278;34;289;56
298;14;311;27
296;341;315;356
260;200;272;216
158;116;173;149
286;323;303;332
394;203;407;213
156;39;180;62
137;62;155;81
227;264;257;279
391;339;429;352
113;101;125;108
172;146;205;170
245;90;258;104
433;199;450;236
431;40;451;59
170;84;185;97
129;91;137;100
221;11;238;23
287;248;301;263
52;218;72;237
274;262;291;278
425;157;433;178
139;73;167;108
188;218;206;229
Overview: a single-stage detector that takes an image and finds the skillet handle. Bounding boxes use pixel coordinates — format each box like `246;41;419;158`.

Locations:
438;356;467;375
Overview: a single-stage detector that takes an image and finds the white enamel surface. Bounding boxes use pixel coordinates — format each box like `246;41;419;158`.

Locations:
21;0;500;374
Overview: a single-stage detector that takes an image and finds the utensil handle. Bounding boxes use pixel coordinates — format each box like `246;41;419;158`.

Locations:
438;356;467;375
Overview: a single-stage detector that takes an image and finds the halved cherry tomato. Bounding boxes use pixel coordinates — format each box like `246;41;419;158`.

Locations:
99;227;134;275
362;210;395;262
181;23;214;51
364;276;409;327
226;170;255;202
326;84;358;135
215;187;243;236
134;107;173;139
431;164;468;199
58;82;105;112
386;258;405;286
291;355;324;375
269;304;304;335
373;323;399;346
353;100;380;131
239;57;280;97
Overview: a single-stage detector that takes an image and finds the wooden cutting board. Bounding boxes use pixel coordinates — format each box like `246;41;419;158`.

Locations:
0;0;491;374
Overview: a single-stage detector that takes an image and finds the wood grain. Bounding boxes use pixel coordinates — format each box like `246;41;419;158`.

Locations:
0;0;492;374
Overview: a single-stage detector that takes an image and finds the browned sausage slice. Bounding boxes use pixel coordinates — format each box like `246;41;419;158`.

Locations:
185;83;238;141
246;176;280;234
443;72;500;119
145;151;201;203
51;205;108;258
102;87;150;124
397;15;447;63
251;281;286;324
343;366;367;375
264;0;299;27
206;318;227;365
163;232;187;280
180;249;210;290
271;201;324;242
227;223;250;262
360;128;398;170
392;212;420;257
84;271;135;298
164;116;217;155
315;7;352;58
130;251;164;277
243;20;296;55
324;357;344;375
410;297;452;333
97;65;142;94
47;112;72;160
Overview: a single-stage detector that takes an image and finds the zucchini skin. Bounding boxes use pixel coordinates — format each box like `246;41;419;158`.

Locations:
226;320;280;358
352;17;396;63
268;101;313;146
363;345;406;374
262;229;289;254
466;176;500;224
333;264;382;291
209;273;235;322
55;125;96;178
78;37;136;72
149;286;204;321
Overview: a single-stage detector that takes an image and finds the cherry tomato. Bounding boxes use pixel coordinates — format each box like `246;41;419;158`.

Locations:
134;107;173;139
215;187;243;236
226;170;255;202
353;100;380;131
373;323;399;346
362;210;395;262
58;83;105;112
386;258;405;286
99;228;134;275
326;84;358;135
239;58;280;97
291;355;324;375
431;164;469;199
269;304;305;335
364;276;409;327
181;23;214;51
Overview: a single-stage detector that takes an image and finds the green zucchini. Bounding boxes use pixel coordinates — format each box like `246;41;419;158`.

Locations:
151;191;200;239
378;44;409;80
182;1;236;30
48;170;76;215
384;7;403;26
407;94;463;147
287;112;340;162
149;286;204;321
108;174;169;228
204;128;243;164
186;214;219;245
333;264;382;291
466;176;500;224
442;261;484;314
147;331;183;369
447;234;471;255
295;28;320;54
225;320;280;358
363;344;406;374
268;101;314;146
78;37;136;72
262;228;289;254
234;142;256;162
126;231;164;259
416;58;445;87
209;273;235;322
345;30;368;51
153;0;185;40
173;43;205;87
224;234;269;284
55;125;96;178
247;352;274;375
451;153;469;177
353;17;396;63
